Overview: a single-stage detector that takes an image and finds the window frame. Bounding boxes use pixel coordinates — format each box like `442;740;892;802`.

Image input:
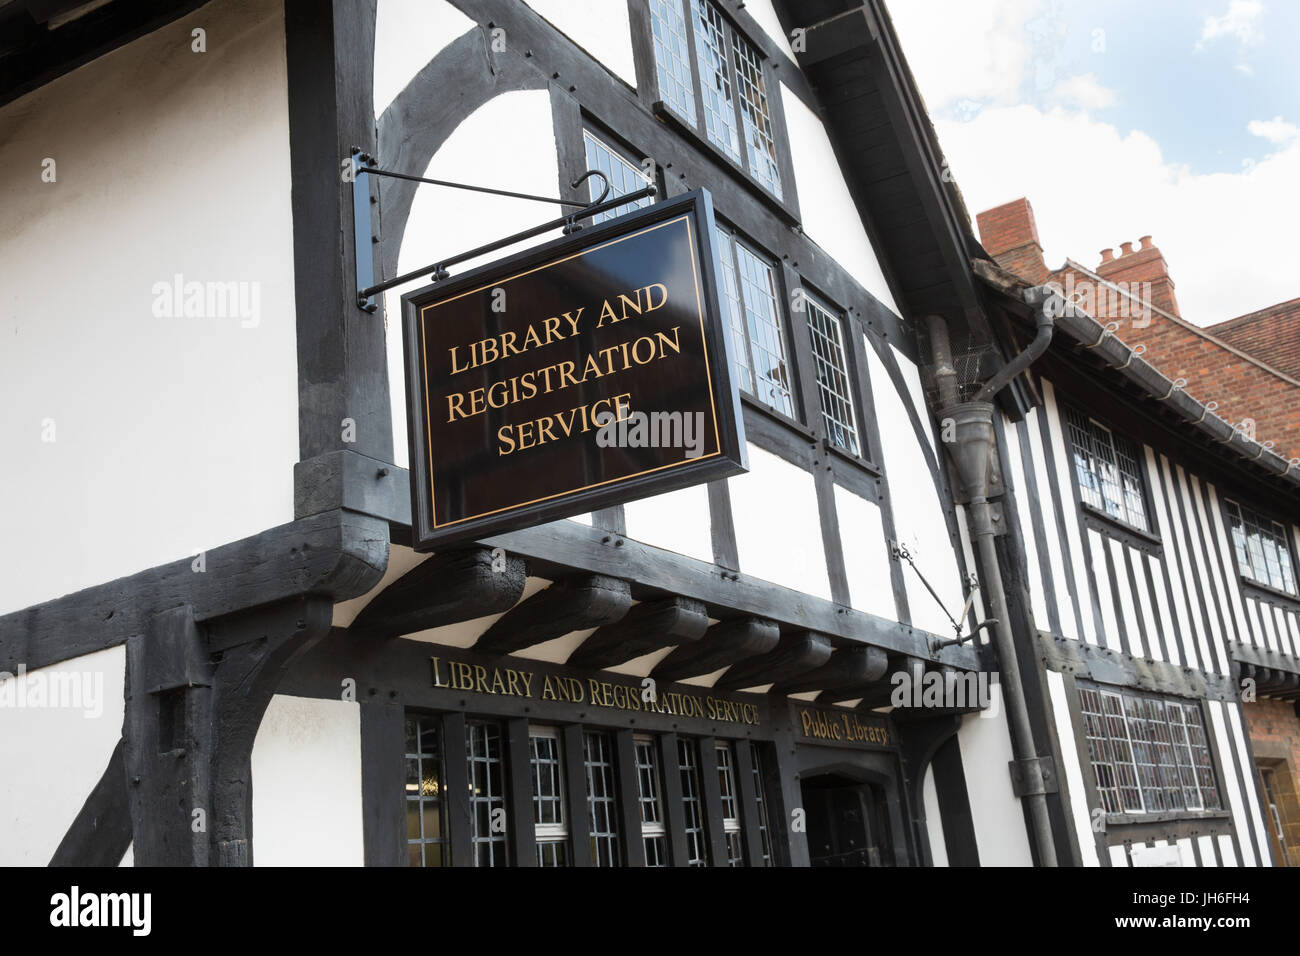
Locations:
1075;682;1227;825
528;725;570;866
583;730;623;867
580;125;658;225
644;0;799;218
714;741;746;866
1061;404;1161;545
713;219;801;424
1221;495;1299;600
633;734;670;867
801;288;865;461
404;713;447;867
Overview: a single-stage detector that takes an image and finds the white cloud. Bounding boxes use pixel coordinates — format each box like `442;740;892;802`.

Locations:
1197;0;1264;50
1049;74;1117;111
887;0;1045;109
939;104;1300;324
1248;115;1299;143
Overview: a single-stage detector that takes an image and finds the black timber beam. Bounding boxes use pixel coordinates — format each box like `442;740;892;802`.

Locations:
566;596;709;670
474;574;632;655
652;618;780;684
349;547;526;639
0;509;389;674
714;631;834;691
771;645;889;696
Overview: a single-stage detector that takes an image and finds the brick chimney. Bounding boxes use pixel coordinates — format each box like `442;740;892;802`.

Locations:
976;198;1050;284
1094;234;1181;318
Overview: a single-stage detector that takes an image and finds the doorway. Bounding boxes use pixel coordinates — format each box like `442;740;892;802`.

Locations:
801;773;894;866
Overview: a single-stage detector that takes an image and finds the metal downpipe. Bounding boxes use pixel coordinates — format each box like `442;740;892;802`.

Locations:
931;291;1060;866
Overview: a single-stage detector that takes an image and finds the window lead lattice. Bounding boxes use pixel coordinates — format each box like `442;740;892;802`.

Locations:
805;295;860;456
582;130;654;225
1225;498;1297;596
1064;407;1149;532
1077;686;1221;817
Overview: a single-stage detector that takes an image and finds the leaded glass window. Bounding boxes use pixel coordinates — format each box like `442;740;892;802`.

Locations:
584;731;621;866
1224;498;1297;596
405;715;446;867
716;742;745;866
805;294;860;456
714;225;794;417
649;0;696;123
731;26;781;198
634;736;668;867
530;727;569;866
582;129;655;224
751;745;773;866
466;719;508;866
1064;407;1149;532
648;0;784;197
677;737;709;866
1077;686;1221;816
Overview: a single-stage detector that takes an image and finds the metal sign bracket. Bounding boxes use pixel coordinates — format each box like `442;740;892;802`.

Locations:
348;147;657;312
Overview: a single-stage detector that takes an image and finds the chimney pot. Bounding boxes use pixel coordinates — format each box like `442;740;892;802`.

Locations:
1120;241;1134;256
1139;235;1154;250
1100;248;1114;263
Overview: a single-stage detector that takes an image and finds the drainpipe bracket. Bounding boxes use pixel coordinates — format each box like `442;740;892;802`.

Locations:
1008;756;1059;797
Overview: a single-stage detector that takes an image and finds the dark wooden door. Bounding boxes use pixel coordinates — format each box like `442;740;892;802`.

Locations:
802;774;893;866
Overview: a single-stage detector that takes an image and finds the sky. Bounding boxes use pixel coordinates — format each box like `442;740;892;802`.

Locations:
886;0;1300;326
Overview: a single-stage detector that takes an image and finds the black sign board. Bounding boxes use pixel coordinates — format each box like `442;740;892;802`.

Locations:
790;702;895;750
402;190;745;551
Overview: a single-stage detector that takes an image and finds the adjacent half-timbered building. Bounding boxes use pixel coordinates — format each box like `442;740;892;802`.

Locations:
0;0;1286;868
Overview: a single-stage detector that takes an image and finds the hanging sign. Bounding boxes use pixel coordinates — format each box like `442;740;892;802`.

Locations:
402;190;746;551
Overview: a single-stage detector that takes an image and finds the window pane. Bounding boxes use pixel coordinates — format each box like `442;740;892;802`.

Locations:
806;296;860;456
714;227;752;394
1064;408;1149;532
466;720;508;866
405;715;446;867
716;743;744;866
691;0;741;161
1225;498;1298;595
1078;687;1223;817
530;731;565;826
582;130;654;224
734;240;794;416
732;30;782;198
584;732;621;866
649;0;697;123
634;739;668;868
678;738;709;866
751;746;773;866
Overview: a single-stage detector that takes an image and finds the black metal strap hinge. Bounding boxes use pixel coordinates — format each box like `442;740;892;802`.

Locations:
348;147;658;312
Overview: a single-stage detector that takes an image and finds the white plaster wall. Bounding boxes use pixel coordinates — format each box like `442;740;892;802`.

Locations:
524;0;636;87
251;695;364;866
957;680;1033;865
866;344;964;635
921;765;949;866
0;0;298;615
780;85;898;315
744;0;797;60
387;90;560;469
833;484;896;619
0;647;125;865
374;0;478;118
1046;670;1100;866
624;483;714;565
728;444;831;600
